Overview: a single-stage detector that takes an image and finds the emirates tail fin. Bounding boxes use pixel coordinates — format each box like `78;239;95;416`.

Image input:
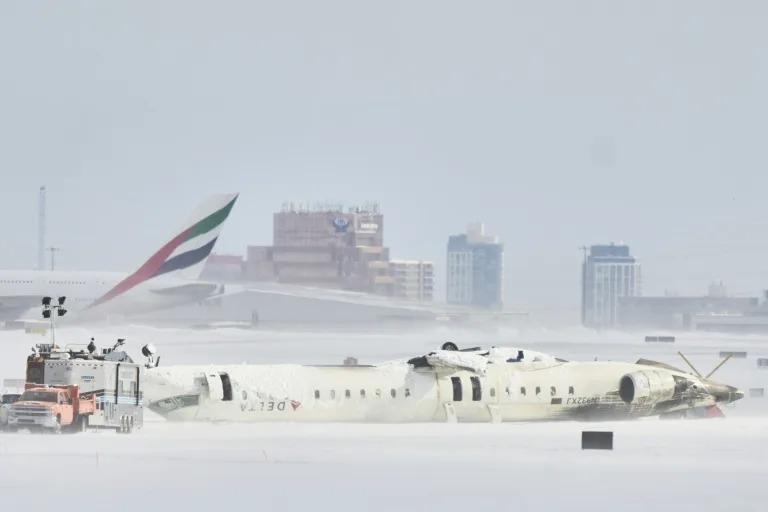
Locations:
90;193;239;308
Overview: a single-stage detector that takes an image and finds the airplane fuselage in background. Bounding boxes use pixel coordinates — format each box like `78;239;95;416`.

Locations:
0;270;219;322
0;192;238;324
142;346;744;423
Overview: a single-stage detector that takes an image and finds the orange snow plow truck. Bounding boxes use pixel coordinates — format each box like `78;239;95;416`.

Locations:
6;384;94;433
3;339;145;434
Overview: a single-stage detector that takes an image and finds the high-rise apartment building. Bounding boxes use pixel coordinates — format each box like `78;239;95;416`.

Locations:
446;223;503;309
581;243;641;328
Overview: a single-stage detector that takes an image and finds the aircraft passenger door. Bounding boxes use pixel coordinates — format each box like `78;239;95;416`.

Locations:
437;372;489;421
203;371;224;400
437;375;463;400
436;374;459;422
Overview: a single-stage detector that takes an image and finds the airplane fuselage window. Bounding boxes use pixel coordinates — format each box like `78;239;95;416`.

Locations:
360;389;365;398
535;386;541;395
314;390;320;399
520;387;526;396
490;388;496;398
404;388;411;397
390;389;396;398
470;376;481;401
330;390;336;399
345;389;351;398
451;376;462;401
375;389;381;398
569;386;575;395
550;386;556;396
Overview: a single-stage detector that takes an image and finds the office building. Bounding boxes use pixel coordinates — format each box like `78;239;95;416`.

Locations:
581;243;641;328
244;202;391;293
446;223;503;309
389;260;434;301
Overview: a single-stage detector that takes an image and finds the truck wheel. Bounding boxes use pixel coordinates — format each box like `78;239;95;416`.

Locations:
118;414;128;434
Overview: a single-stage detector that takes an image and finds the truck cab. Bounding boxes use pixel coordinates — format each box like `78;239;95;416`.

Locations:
7;386;87;432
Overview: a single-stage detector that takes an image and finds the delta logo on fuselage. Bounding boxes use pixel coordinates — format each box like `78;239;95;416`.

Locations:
239;397;302;412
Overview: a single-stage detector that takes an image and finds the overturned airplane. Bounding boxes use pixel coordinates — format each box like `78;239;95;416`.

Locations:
141;342;744;423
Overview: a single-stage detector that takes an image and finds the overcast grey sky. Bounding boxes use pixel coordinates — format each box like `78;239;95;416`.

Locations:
0;1;766;312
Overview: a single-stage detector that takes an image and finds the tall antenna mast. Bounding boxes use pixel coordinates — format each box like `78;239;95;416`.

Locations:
579;245;588;326
38;186;46;270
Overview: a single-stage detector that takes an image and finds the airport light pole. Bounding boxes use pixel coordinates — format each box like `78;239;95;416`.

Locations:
41;296;67;347
47;246;59;271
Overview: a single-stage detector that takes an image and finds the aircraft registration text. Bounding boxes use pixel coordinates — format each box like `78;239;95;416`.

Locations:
566;396;600;405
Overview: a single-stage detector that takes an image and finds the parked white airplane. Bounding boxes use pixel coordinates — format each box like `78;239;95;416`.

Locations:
0;193;238;323
141;341;744;423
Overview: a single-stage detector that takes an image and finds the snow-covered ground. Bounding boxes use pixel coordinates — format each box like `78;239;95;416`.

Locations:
1;323;767;511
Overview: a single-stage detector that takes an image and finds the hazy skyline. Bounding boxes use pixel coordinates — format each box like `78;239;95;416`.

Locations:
1;1;766;313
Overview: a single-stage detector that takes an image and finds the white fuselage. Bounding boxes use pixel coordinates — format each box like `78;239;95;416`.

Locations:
0;270;219;322
142;347;737;423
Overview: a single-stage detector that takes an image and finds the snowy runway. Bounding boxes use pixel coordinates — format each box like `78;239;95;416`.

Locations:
1;324;767;511
1;418;766;511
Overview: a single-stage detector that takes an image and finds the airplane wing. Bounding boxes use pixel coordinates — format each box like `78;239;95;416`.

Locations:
635;358;687;373
404;343;563;374
149;282;221;297
199;284;245;301
407;349;490;374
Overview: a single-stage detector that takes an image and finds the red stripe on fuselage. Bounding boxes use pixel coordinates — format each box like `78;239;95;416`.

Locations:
89;227;193;308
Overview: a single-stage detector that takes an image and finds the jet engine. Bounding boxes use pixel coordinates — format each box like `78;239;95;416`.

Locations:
618;370;677;405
